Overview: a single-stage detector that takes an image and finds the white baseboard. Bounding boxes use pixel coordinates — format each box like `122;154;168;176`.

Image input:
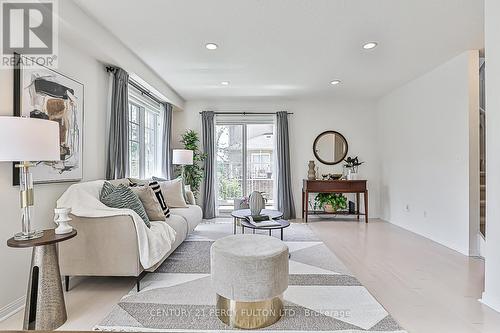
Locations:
0;296;25;322
480;292;500;313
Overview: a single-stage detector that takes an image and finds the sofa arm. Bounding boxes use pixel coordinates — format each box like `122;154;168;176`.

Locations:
185;190;196;205
59;214;142;277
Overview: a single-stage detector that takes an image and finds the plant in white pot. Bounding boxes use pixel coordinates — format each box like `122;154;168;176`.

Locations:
313;193;347;213
344;156;364;180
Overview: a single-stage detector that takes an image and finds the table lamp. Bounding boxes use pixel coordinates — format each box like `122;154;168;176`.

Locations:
0;117;60;240
172;149;193;180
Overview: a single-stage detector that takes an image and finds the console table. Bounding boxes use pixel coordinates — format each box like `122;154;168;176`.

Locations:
302;179;368;223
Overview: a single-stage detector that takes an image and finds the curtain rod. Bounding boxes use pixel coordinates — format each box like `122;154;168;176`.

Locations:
198;111;293;115
106;66;165;105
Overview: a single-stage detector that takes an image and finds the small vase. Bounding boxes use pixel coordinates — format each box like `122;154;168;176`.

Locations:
249;191;265;216
307;161;316;180
54;207;73;234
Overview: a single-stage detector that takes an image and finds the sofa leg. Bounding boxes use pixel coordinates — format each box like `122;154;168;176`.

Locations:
65;276;70;292
136;271;147;292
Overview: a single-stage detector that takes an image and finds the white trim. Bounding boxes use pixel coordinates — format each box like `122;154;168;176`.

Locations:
0;296;24;322
480;292;500;313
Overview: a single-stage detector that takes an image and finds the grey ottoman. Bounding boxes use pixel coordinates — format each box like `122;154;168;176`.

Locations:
211;234;289;329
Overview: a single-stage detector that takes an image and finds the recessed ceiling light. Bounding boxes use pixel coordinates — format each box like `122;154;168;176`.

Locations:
330;80;341;85
363;42;378;50
221;81;230;86
205;43;218;50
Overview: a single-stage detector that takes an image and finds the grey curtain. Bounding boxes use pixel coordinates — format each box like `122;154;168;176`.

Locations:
276;111;296;219
161;102;173;179
201;111;216;219
106;68;129;180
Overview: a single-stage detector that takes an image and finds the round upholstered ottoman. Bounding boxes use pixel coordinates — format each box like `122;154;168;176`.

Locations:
211;234;289;329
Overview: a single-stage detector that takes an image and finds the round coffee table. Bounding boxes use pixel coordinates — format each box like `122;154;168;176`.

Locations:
240;219;290;240
231;209;283;234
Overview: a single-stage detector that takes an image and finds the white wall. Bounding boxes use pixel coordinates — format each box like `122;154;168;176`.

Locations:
173;98;381;218
0;1;180;316
377;51;480;256
481;0;500;313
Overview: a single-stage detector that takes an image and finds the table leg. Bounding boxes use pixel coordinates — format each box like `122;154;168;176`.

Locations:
301;190;305;219
281;228;284;241
242;225;245;234
233;217;237;234
305;191;309;222
269;229;272;236
364;190;369;223
252;229;255;234
24;244;67;330
356;193;360;221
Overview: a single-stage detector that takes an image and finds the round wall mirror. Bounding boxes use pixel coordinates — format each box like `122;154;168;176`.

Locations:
313;131;348;165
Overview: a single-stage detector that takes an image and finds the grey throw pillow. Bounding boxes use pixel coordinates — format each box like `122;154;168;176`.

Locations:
100;182;151;228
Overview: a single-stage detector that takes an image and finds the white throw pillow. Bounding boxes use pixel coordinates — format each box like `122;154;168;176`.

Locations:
159;178;188;208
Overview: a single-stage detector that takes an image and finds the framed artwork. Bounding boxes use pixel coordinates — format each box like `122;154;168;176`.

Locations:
13;53;84;185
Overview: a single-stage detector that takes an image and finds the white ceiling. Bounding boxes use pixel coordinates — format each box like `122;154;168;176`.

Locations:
73;0;484;100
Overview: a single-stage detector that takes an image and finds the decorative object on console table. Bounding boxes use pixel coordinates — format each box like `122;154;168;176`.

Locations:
13;53;84;184
344;156;364;180
307;160;316;180
302;179;368;223
0;117;60;240
54;207;73;235
249;191;266;216
7;229;77;330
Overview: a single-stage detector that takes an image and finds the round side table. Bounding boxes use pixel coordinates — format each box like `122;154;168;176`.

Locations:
7;229;77;330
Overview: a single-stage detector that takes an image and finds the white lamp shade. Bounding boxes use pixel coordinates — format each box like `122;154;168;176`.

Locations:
172;149;193;165
0;117;60;162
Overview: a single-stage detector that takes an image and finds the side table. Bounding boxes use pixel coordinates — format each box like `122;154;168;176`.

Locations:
7;229;77;330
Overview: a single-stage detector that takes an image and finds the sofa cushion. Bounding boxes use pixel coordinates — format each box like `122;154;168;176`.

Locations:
100;182;151;228
148;181;171;218
158;178;188;208
170;205;202;233
131;186;166;221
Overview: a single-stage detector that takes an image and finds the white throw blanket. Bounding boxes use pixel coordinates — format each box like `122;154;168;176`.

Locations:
57;180;177;270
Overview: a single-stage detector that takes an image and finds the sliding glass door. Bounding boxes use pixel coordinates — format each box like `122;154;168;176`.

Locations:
216;118;275;214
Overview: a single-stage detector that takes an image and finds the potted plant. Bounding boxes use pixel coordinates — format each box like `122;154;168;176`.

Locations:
178;130;206;197
313;193;347;213
344;156;364;180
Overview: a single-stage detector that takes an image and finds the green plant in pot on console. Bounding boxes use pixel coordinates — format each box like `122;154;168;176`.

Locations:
314;193;347;213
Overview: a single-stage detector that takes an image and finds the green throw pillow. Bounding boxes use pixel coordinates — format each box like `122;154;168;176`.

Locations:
100;181;151;228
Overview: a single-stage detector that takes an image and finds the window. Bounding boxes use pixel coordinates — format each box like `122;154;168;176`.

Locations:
215;117;275;214
128;86;162;179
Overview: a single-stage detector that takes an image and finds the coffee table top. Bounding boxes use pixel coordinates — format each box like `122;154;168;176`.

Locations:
240;219;290;230
231;209;283;219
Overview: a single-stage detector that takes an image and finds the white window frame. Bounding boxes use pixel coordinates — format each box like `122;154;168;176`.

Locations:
128;86;162;179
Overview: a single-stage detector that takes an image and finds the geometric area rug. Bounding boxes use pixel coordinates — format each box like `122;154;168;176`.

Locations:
95;220;406;332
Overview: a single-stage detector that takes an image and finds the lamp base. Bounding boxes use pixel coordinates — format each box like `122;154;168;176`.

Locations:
14;230;44;241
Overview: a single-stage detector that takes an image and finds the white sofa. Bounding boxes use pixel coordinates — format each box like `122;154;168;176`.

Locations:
58;179;202;291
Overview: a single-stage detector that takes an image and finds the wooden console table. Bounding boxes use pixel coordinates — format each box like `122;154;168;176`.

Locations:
302;179;368;223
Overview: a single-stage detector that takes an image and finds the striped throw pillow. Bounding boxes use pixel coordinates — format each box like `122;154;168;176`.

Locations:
100;182;151;228
149;181;171;218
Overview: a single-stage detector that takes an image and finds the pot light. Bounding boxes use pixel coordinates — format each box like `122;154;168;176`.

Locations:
205;43;218;50
221;81;230;86
363;42;378;50
330;80;341;85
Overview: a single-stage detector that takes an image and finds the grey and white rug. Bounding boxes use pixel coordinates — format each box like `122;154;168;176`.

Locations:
95;220;406;332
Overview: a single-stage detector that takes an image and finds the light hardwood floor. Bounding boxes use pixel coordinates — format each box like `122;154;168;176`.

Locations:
1;218;500;332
